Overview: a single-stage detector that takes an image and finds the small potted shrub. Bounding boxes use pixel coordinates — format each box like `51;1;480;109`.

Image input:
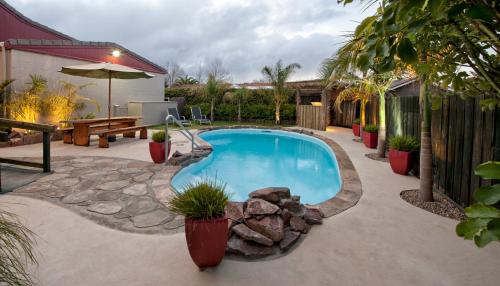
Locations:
149;131;170;164
168;178;229;270
352;118;361;137
362;125;378;148
388;135;419;175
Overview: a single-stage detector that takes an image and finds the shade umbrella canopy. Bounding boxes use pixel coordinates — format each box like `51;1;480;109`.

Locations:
59;62;154;127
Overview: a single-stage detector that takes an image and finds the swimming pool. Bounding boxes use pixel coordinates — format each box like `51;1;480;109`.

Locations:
171;129;342;204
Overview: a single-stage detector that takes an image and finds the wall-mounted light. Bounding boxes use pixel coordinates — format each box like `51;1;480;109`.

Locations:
311;102;322;107
111;50;121;57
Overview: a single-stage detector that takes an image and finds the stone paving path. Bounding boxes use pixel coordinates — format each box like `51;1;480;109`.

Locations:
13;156;185;234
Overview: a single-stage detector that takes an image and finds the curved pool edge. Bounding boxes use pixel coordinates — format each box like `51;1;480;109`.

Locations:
174;126;362;218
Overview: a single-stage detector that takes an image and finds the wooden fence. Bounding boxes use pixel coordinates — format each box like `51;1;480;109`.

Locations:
331;94;500;207
297;105;322;130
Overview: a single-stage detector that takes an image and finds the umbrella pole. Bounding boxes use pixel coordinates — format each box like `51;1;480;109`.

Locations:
108;71;111;129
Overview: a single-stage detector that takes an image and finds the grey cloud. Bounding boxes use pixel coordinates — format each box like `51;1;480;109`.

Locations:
8;0;376;82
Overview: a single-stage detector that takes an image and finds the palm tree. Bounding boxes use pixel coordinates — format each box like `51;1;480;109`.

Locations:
233;87;249;122
174;76;199;86
0;208;38;286
204;74;222;122
261;60;301;124
0;79;15;117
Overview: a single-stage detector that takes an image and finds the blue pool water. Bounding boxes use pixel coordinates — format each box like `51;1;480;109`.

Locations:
171;129;342;204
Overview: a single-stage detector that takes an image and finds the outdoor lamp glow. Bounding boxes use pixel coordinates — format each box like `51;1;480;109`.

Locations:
112;50;121;57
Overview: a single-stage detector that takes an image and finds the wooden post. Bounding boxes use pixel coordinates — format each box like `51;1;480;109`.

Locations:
42;131;51;172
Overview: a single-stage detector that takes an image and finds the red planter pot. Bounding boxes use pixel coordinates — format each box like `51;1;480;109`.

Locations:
185;217;229;269
148;141;171;164
362;132;378;148
352;123;360;137
388;149;414;175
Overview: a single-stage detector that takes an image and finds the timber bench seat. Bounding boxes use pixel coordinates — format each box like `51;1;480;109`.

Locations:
60;127;74;144
96;125;151;148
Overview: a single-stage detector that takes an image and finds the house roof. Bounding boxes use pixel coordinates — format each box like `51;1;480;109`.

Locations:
388;78;417;91
0;0;166;74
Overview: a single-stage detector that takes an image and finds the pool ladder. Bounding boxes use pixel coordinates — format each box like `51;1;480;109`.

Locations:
165;115;198;165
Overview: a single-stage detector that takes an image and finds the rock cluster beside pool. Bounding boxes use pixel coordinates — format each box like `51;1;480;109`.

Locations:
225;187;323;258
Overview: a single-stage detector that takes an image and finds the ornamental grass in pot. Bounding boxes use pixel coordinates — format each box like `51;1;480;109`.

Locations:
388;135;419;175
149;131;170;164
362;125;378;149
352;118;361;137
168;178;229;270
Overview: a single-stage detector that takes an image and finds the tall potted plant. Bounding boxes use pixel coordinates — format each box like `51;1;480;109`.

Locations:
362;125;378;148
148;131;170;164
388;135;419;175
352;118;360;137
168;178;229;270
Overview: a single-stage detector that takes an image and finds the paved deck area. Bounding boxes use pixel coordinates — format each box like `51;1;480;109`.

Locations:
1;127;499;286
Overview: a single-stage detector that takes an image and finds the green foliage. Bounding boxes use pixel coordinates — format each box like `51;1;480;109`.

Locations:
353;118;360;124
182;103;295;121
389;135;419;152
363;124;378;133
457;161;500;247
8;75;46;123
174;75;198;86
167;178;229;220
152;131;169;143
0;208;38;286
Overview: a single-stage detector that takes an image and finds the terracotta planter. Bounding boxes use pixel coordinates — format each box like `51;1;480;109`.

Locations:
352;123;360;137
185;217;229;269
362;132;378;149
148;141;171;164
388;149;414;175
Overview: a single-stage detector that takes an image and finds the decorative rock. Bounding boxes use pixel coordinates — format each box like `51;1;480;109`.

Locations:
61;190;95;204
133;172;153;182
53;178;80;187
246;198;279;215
233;224;274;246
87;201;122;215
97;180;130;191
152;179;170;187
281;208;292;226
37;173;70;182
163;216;185;230
304;207;323;225
42;189;69;198
131;209;175;228
127;161;151;168
120;168;143;175
249;187;290;203
226;236;274;258
290;216;310;234
279;230;301;252
114;196;159;218
123;184;148;196
17;183;52;193
246;215;284;242
280;198;301;213
292;195;300;201
226;201;244;222
95;190;122;201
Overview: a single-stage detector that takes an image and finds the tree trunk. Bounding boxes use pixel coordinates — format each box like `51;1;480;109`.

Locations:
275;103;280;125
210;97;214;122
237;99;241;122
377;93;387;157
419;79;433;202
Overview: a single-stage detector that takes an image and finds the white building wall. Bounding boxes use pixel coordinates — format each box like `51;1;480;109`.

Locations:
9;50;165;119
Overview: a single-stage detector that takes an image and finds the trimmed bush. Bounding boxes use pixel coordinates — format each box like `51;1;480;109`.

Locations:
389;135;419;152
168;178;229;220
363;124;378;133
152;131;169;143
353;118;360;124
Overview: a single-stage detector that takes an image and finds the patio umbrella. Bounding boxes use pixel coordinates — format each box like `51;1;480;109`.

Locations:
59;62;154;126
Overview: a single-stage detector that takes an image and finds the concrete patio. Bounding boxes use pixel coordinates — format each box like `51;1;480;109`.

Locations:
1;127;499;286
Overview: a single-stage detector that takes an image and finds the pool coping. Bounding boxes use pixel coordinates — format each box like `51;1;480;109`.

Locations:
183;126;363;218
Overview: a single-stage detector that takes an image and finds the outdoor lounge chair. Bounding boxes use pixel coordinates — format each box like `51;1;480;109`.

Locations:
191;106;212;125
167;107;192;126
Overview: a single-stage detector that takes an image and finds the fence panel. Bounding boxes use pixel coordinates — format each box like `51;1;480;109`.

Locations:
297;105;322;130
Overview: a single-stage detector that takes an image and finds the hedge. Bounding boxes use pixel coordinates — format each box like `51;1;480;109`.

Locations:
182;103;296;121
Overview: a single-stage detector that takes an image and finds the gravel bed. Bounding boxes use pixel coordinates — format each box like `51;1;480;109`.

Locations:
400;190;466;221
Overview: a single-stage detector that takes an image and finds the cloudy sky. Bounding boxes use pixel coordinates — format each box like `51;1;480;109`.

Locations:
8;0;376;82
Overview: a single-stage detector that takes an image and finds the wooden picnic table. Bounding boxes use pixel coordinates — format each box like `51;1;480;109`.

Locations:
62;116;142;146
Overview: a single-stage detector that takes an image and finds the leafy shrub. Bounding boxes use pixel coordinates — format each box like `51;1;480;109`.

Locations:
353;118;360;124
363;124;378;133
457;161;500;247
183;103;295;121
389;135;419;152
168;178;229;220
152;131;169;143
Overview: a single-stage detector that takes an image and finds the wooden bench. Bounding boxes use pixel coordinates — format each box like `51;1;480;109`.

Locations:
61;123;134;144
61;127;74;144
96;125;150;148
